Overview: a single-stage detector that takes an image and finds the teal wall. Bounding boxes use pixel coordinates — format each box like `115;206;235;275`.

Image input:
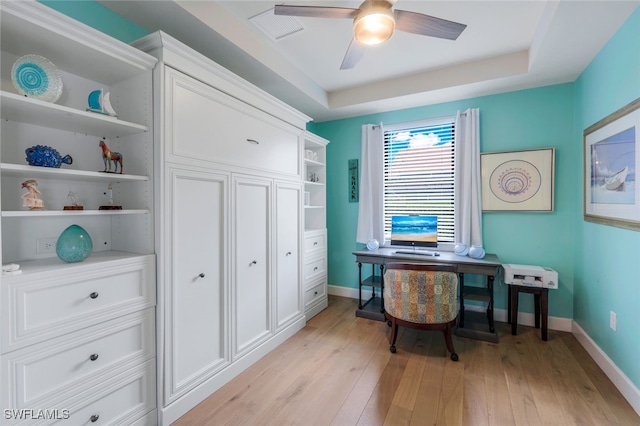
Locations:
44;0;639;392
573;6;640;389
313;85;576;320
39;1;149;43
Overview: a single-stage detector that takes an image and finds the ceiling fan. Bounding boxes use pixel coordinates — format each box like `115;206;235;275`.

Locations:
274;0;467;70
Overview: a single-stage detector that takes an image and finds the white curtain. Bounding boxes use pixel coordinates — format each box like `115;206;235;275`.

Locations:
454;109;485;258
356;123;385;245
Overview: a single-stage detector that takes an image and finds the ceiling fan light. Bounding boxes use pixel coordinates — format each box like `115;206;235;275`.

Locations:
354;10;395;45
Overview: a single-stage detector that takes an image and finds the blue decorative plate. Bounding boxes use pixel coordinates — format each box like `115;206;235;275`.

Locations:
11;54;62;103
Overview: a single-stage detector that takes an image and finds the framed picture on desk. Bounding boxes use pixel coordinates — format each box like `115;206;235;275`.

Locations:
481;147;555;212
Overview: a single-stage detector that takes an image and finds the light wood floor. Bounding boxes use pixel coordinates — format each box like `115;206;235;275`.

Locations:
174;295;639;425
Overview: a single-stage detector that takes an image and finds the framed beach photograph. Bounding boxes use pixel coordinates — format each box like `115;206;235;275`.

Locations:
584;97;640;231
481;148;555;212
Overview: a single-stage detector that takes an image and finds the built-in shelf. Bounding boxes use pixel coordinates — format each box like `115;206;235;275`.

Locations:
2;209;150;217
1;250;150;277
304;205;325;209
304;180;325;187
0;91;148;138
304;158;325;167
1;163;149;182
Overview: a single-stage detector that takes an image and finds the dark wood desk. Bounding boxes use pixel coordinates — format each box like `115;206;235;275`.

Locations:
353;248;502;342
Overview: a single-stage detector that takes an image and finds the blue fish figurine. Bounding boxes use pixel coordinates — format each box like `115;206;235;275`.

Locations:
25;145;73;168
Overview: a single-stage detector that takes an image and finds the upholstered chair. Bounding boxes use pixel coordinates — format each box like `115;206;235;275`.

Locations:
383;263;459;361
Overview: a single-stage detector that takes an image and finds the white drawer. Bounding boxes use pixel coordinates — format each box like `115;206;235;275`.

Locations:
304;280;326;309
304;229;326;255
303;256;326;282
51;359;156;426
1;255;155;352
168;70;301;177
1;309;155;412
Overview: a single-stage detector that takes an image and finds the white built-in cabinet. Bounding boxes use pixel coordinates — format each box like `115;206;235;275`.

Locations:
233;175;271;356
133;32;311;424
276;183;304;329
303;132;329;318
166;166;228;400
0;2;157;425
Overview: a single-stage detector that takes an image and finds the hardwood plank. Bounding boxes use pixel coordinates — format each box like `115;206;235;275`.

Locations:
438;354;465;425
561;333;640;425
408;331;446;426
509;326;572;425
548;329;625;425
331;322;393;425
481;337;516;425
357;328;416;425
460;337;489;426
383;332;431;425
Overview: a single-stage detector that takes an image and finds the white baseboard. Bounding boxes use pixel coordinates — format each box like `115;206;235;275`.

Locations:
572;322;640;416
328;285;573;332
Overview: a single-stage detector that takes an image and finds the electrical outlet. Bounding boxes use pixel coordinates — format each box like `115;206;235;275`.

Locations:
610;311;617;331
36;237;57;254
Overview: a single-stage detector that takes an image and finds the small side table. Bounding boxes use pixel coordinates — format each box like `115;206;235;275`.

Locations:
508;285;549;341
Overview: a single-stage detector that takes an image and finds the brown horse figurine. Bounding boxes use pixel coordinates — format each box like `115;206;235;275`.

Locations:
99;140;123;174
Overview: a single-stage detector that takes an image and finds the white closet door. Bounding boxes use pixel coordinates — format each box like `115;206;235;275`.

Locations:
167;167;229;402
234;176;272;356
275;183;302;329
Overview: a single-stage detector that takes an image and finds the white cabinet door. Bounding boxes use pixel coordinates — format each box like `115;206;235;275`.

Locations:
166;167;229;402
275;182;302;330
165;68;300;177
233;176;271;357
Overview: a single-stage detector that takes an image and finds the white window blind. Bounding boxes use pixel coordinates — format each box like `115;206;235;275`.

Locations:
383;118;456;243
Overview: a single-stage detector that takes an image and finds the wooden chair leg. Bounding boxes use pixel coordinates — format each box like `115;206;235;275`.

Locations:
389;318;398;353
443;323;458;361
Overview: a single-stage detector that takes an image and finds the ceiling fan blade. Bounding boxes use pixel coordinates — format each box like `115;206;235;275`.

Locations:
340;39;365;70
394;9;467;40
274;5;358;19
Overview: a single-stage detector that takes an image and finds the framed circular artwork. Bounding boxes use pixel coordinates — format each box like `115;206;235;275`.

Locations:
481;148;555;211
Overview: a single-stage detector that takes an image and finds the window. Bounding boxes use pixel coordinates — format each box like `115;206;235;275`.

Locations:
383;118;456;245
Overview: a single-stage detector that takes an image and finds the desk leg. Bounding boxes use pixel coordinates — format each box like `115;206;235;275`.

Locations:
379;264;385;313
459;273;465;328
507;285;512;324
358;262;363;309
541;290;549;341
488;275;495;333
511;286;519;335
371;264;376;299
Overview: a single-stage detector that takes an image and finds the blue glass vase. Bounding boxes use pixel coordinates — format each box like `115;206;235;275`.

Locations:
56;224;93;263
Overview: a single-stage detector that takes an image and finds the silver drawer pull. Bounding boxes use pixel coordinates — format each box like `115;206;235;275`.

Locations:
250;260;257;266
314;266;318;271
246;139;260;145
286;251;292;256
198;273;205;278
90;414;99;422
89;353;99;361
89;292;99;299
313;242;318;246
314;291;318;295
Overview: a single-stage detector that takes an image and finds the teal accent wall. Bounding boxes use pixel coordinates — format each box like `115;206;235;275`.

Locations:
574;6;640;390
313;85;576;320
39;1;149;43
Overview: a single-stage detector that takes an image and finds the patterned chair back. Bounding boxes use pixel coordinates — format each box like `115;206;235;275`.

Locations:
383;263;458;324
